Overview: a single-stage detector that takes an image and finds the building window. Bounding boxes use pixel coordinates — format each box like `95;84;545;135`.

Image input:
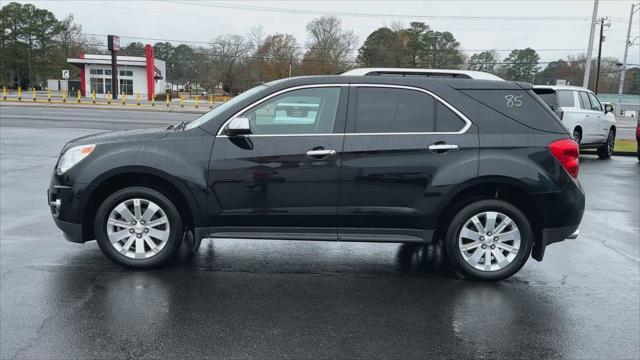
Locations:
119;70;133;77
90;78;105;94
105;79;112;95
119;79;133;95
89;68;104;75
105;69;112;75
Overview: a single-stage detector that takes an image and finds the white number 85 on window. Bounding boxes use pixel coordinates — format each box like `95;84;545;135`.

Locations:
505;95;523;107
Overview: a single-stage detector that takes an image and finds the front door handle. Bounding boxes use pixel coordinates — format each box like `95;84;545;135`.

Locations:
306;149;337;159
428;144;459;154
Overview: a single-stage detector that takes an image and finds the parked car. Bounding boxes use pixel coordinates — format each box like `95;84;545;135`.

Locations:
532;85;616;159
48;76;584;280
636;117;640;161
342;68;504;81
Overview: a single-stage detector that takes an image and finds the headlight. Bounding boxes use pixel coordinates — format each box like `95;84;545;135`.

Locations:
57;144;95;174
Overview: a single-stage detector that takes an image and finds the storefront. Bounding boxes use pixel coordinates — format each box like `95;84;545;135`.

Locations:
67;44;166;100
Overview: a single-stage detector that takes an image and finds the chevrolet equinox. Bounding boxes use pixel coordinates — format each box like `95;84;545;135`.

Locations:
48;76;585;280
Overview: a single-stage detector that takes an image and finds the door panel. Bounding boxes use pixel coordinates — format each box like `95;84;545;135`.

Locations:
578;91;600;143
206;86;348;239
337;85;479;240
338;132;479;238
208;135;343;235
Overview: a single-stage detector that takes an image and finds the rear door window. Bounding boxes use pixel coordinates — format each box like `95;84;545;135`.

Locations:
354;87;434;133
352;87;466;133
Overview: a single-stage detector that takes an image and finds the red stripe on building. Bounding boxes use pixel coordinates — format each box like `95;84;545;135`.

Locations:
145;45;155;100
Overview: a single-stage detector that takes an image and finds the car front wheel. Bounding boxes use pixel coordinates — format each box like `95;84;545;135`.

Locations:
444;199;533;281
95;186;183;268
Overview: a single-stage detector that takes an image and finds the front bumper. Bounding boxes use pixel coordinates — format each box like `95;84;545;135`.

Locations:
48;173;89;243
52;218;84;243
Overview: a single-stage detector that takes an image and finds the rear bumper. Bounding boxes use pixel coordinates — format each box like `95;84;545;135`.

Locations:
530;177;584;261
531;224;580;261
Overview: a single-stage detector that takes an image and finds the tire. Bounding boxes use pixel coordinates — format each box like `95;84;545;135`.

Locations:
95;186;183;268
444;199;533;281
572;128;582;144
597;128;615;159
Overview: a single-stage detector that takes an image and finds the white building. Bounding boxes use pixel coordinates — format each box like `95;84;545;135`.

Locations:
67;45;166;99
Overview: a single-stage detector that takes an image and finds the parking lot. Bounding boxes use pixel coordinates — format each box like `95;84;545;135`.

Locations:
1;105;639;359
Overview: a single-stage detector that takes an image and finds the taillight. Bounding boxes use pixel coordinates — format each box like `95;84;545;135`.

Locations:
549;139;579;178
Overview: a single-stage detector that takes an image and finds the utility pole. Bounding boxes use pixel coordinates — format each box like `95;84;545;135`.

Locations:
108;35;120;99
583;0;599;88
617;3;639;115
594;17;610;94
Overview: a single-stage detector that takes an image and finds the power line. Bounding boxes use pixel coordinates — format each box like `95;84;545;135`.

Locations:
82;32;588;53
174;1;598;22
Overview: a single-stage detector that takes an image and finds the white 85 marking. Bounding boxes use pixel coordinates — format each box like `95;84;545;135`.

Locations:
505;95;523;107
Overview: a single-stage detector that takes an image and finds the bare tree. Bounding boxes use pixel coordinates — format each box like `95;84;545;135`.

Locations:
210;34;252;94
301;16;357;75
253;33;300;81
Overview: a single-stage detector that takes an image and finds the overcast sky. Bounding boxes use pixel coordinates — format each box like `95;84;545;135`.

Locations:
21;0;640;66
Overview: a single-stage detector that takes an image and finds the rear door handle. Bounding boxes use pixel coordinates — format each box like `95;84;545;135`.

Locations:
428;144;459;153
306;149;336;159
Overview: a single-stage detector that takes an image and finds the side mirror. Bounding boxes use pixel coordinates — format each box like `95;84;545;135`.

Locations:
604;104;613;114
225;116;251;136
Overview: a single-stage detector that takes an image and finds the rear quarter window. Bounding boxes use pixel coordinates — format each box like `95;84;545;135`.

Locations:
461;89;567;133
557;91;575;107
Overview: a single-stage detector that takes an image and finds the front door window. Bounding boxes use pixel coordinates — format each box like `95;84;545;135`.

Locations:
240;87;341;135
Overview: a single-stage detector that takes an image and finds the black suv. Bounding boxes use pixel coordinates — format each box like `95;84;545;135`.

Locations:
48;76;584;280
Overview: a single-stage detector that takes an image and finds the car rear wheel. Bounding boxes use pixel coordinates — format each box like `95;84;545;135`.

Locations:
444;199;533;281
572;128;582;144
597;129;615;159
95;186;183;268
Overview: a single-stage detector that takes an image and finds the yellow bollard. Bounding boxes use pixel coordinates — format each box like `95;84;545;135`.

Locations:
166;94;170;107
32;87;36;102
47;89;51;102
195;95;200;109
122;94;127;105
136;93;141;106
2;87;6;100
18;87;22;101
151;93;155;107
92;91;96;104
208;95;213;109
180;96;184;108
77;90;81;103
107;92;112;105
62;90;67;103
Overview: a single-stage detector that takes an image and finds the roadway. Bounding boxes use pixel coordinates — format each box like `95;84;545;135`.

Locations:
1;105;639;359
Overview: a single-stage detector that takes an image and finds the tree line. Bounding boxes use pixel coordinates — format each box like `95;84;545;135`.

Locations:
1;2;638;95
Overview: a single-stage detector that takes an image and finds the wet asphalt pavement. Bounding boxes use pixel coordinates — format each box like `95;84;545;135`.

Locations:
1;105;639;359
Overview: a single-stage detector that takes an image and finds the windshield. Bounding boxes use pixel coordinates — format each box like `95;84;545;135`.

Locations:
185;85;267;130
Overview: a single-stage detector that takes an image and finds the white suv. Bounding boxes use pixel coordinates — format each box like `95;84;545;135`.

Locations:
533;85;616;159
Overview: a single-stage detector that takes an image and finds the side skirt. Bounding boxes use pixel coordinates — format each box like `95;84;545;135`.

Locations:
191;227;433;251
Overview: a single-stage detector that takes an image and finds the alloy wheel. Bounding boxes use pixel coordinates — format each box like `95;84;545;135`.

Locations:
458;211;521;272
107;198;171;259
607;131;614;156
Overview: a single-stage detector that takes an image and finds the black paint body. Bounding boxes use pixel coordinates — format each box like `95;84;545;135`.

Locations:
48;76;584;261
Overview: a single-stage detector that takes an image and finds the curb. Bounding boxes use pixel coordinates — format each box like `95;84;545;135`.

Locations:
0;100;209;114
